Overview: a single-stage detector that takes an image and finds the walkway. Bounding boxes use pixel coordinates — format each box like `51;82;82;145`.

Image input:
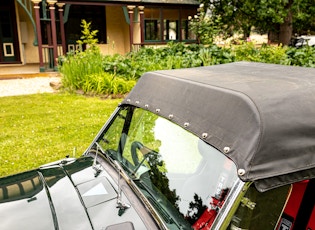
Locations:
0;64;61;97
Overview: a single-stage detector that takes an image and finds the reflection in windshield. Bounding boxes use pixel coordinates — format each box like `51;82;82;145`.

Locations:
95;107;238;229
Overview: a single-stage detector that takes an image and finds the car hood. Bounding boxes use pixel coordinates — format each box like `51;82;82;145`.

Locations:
0;156;155;230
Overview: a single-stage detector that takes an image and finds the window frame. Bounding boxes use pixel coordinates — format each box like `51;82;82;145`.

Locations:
143;7;197;43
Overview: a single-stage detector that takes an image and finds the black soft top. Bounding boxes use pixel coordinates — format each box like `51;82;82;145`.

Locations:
121;62;315;191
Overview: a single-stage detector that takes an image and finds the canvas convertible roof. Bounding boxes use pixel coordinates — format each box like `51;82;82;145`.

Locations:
122;62;315;191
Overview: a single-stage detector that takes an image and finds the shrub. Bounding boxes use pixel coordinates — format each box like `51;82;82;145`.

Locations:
285;46;315;67
59;41;136;96
102;43;235;81
60;48;104;92
60;35;315;96
198;45;234;65
188;5;224;45
232;42;288;64
81;72;136;96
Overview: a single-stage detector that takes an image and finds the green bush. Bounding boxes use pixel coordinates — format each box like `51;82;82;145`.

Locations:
232;42;288;64
105;43;234;80
60;40;315;96
286;46;315;67
82;72;136;95
59;47;104;91
198;45;234;65
232;42;315;67
59;47;136;96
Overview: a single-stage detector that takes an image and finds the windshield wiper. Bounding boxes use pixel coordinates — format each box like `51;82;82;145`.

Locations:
92;143;104;177
110;160;169;230
113;160;131;216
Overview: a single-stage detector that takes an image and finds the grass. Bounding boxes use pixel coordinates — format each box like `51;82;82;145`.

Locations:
0;93;121;177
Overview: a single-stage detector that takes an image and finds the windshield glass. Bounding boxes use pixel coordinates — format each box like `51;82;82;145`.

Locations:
94;106;238;229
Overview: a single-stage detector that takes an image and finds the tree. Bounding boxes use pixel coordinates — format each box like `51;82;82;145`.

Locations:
292;0;315;35
77;19;99;49
206;0;315;45
188;4;224;44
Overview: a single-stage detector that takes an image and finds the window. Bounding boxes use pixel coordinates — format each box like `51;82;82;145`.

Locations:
163;9;179;41
164;20;178;40
145;20;160;41
144;8;197;42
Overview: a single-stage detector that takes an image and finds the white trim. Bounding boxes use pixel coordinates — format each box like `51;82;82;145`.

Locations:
3;43;14;57
68;44;75;51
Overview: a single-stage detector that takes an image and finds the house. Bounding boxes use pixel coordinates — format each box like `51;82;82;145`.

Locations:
1;0;199;72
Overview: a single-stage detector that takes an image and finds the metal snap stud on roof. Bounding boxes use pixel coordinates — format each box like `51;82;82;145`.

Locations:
238;169;246;176
223;146;231;154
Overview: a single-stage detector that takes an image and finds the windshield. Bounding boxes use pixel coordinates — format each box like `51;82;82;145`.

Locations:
93;106;238;229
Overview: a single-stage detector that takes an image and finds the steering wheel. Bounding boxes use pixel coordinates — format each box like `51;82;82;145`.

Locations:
131;141;144;166
131;141;156;175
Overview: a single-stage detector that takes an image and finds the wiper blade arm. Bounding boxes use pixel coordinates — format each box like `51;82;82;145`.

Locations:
114;160;131;216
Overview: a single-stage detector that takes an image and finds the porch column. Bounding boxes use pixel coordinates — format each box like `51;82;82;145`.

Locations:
127;5;135;51
57;3;66;55
47;0;58;70
138;6;145;44
32;0;45;72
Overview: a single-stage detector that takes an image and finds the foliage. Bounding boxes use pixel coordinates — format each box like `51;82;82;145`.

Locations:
60;50;135;96
231;42;315;66
198;45;234;65
0;93;121;177
59;20;135;96
61;33;315;96
77;19;99;47
59;46;104;92
207;0;315;44
102;43;234;80
232;42;288;64
188;5;224;45
285;46;315;67
292;0;315;35
81;72;136;95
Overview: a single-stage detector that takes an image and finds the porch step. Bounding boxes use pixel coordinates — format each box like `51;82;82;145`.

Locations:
0;72;60;80
0;64;60;80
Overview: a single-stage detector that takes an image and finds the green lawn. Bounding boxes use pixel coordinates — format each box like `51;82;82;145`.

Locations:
0;93;121;177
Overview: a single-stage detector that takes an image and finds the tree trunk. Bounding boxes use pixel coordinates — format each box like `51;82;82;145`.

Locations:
242;26;251;40
268;29;279;44
278;10;293;45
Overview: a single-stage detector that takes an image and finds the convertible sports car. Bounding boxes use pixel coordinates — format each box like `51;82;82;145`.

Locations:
1;62;315;230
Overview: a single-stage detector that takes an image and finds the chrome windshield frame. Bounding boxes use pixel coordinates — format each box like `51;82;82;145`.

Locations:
212;179;247;230
83;107;121;156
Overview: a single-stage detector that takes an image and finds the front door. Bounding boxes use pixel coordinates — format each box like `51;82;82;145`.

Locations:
0;0;20;63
